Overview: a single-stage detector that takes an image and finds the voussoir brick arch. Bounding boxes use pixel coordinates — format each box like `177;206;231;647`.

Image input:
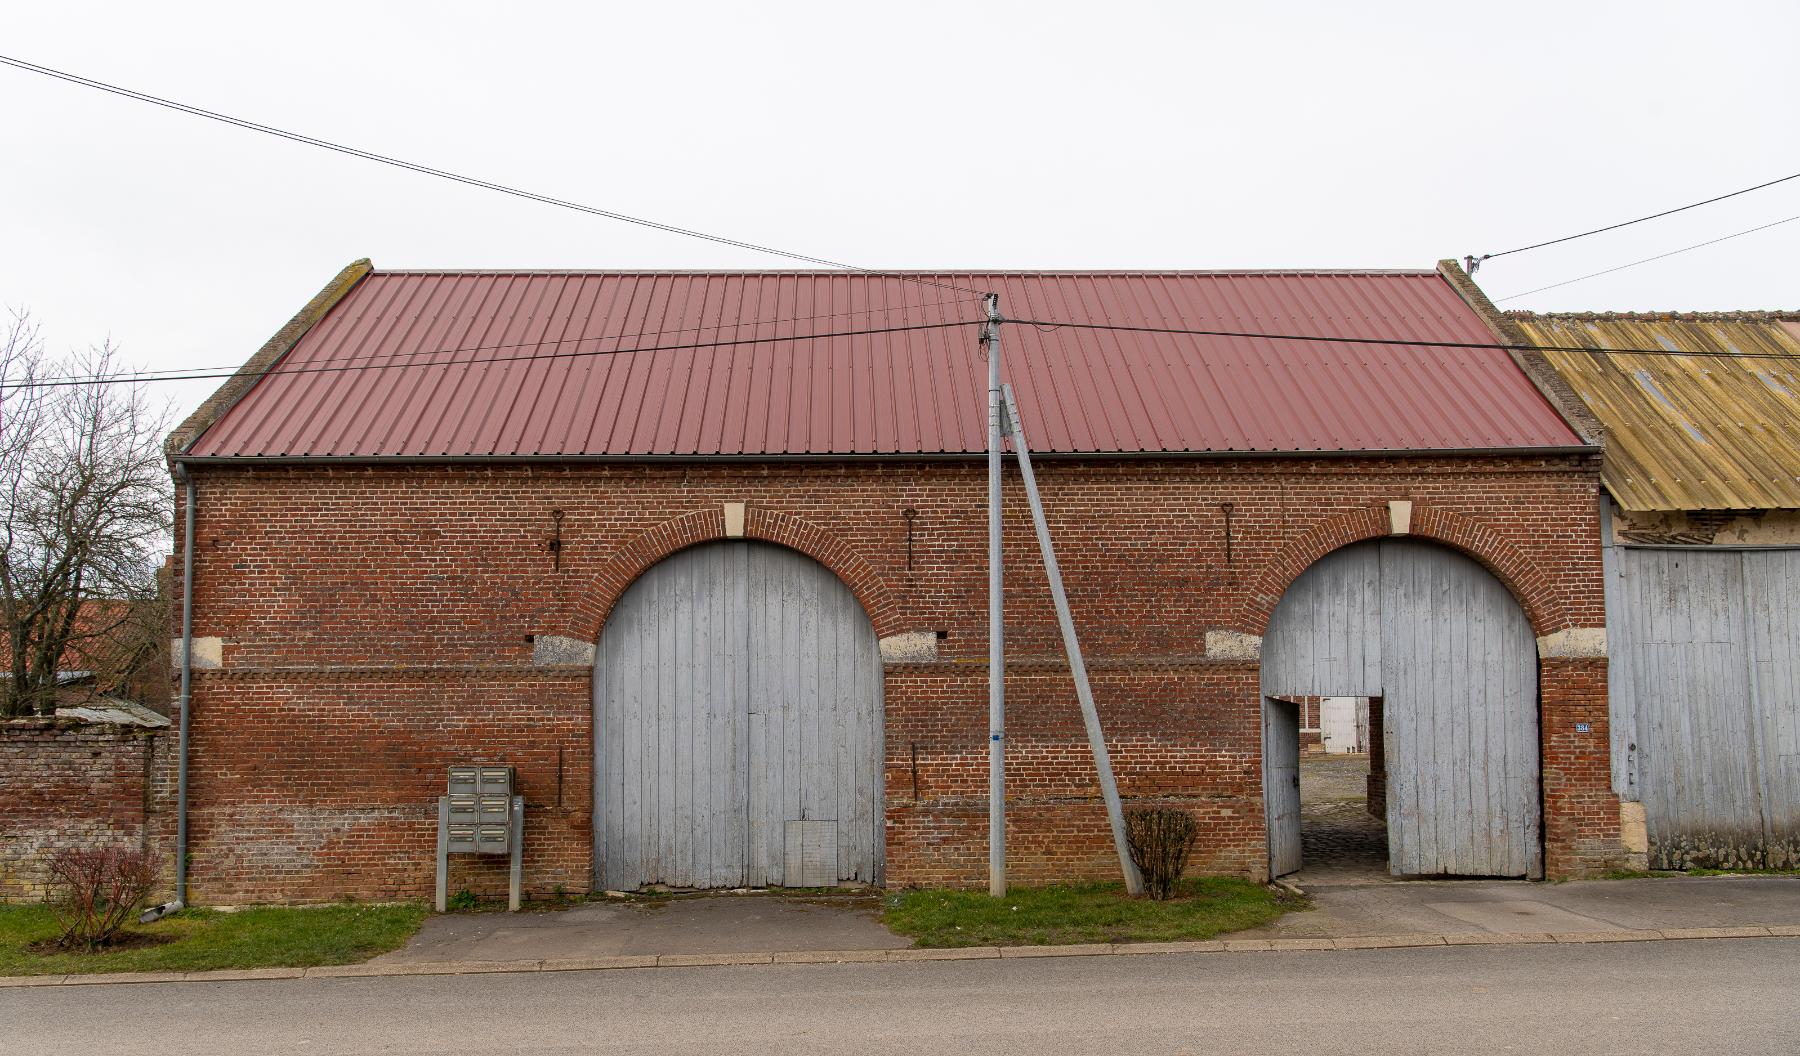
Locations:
571;506;901;641
1237;505;1569;639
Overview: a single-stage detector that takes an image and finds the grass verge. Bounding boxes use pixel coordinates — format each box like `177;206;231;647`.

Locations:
0;902;427;977
883;878;1298;948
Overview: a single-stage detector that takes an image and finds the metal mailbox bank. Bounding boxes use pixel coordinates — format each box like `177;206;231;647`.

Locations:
435;765;524;911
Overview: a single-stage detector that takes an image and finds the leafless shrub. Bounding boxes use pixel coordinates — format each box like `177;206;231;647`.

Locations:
1125;806;1198;900
45;845;160;949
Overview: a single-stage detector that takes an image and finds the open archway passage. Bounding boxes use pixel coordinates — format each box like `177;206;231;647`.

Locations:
594;541;883;890
1262;539;1542;878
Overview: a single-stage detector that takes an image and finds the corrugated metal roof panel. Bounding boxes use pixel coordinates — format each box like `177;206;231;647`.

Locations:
187;270;1581;458
1513;314;1800;511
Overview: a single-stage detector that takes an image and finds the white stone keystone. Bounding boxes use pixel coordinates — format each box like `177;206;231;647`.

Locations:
1204;630;1262;660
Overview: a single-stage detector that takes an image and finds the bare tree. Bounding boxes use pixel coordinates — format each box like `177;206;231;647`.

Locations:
1;311;171;718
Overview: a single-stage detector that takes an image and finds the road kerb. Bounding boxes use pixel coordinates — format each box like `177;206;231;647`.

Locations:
771;950;894;964
1550;930;1661;944
1658;926;1772;940
657;952;774;967
542;955;658;972
52;971;189;986
1112;940;1224;955
883;947;1001;961
184;967;309;982
1442;932;1553;946
8;926;1794;987
1333;935;1447;950
997;944;1117;959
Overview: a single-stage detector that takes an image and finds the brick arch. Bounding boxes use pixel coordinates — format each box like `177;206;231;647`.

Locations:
571;506;900;641
1238;505;1567;639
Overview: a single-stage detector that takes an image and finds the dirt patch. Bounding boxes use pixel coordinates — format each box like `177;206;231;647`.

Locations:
25;929;177;956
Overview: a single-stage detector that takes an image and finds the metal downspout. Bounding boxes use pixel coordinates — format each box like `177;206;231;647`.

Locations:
143;463;194;921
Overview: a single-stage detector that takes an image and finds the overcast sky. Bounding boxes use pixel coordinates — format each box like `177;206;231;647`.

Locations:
4;0;1798;420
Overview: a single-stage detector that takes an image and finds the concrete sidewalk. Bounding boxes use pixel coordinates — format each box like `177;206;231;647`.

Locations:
1239;875;1800;939
374;892;908;964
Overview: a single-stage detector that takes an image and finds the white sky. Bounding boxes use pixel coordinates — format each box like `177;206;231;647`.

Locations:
4;0;1798;420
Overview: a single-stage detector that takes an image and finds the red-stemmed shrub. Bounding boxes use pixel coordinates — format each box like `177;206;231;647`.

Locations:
44;845;159;950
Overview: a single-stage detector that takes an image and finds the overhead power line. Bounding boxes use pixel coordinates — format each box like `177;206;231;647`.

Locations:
1492;213;1800;302
0;54;990;298
26;296;988;387
1;320;984;390
13;315;1799;392
1466;168;1800;271
1006;319;1800;361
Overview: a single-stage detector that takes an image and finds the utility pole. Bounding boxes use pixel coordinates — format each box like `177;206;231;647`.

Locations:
1003;384;1143;895
983;292;1006;898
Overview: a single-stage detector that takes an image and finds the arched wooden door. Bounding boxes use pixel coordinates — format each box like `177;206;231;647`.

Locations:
594;541;883;890
1262;539;1542;878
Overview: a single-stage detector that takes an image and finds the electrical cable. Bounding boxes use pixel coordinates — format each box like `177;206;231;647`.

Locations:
1;320;985;390
14;312;1798;392
1467;169;1800;269
1491;214;1800;302
22;295;987;387
1006;318;1800;361
0;54;991;298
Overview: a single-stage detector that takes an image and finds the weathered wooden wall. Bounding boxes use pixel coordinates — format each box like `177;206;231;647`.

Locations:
1608;545;1800;870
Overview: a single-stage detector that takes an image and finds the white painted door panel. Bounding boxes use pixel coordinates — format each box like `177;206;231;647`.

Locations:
595;542;882;890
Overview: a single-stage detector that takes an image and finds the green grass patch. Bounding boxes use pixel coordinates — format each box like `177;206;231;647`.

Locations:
883;878;1298;948
0;902;427;977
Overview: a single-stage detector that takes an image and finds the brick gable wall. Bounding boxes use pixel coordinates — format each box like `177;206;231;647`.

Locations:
169;454;1624;901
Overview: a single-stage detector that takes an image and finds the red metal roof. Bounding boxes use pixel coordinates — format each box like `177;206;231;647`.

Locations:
185;270;1582;458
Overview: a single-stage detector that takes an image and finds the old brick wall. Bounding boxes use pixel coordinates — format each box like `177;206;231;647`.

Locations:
176;454;1622;902
1;719;162;900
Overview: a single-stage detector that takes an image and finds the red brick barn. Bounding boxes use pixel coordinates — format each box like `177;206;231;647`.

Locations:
162;260;1632;903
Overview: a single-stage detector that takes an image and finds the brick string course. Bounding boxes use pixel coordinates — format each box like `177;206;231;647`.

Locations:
156;455;1626;903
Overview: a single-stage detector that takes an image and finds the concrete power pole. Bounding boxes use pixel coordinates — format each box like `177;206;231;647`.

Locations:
984;292;1006;898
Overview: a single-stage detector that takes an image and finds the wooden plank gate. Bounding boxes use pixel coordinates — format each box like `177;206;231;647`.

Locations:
1262;539;1542;878
594;541;883;890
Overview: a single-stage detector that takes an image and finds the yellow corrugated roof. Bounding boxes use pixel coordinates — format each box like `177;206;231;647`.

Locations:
1511;314;1800;511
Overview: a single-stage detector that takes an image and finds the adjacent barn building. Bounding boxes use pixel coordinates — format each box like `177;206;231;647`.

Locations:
1511;310;1800;870
163;260;1633;902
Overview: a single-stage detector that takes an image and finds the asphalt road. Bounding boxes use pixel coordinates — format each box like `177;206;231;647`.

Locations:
6;939;1797;1056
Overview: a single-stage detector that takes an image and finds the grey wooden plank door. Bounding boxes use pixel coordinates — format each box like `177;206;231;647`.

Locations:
1263;698;1302;877
1379;541;1540;878
1612;548;1800;858
594;541;883;890
1260;539;1541;878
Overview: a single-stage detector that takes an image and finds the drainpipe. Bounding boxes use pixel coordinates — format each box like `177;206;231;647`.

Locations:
142;463;194;922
